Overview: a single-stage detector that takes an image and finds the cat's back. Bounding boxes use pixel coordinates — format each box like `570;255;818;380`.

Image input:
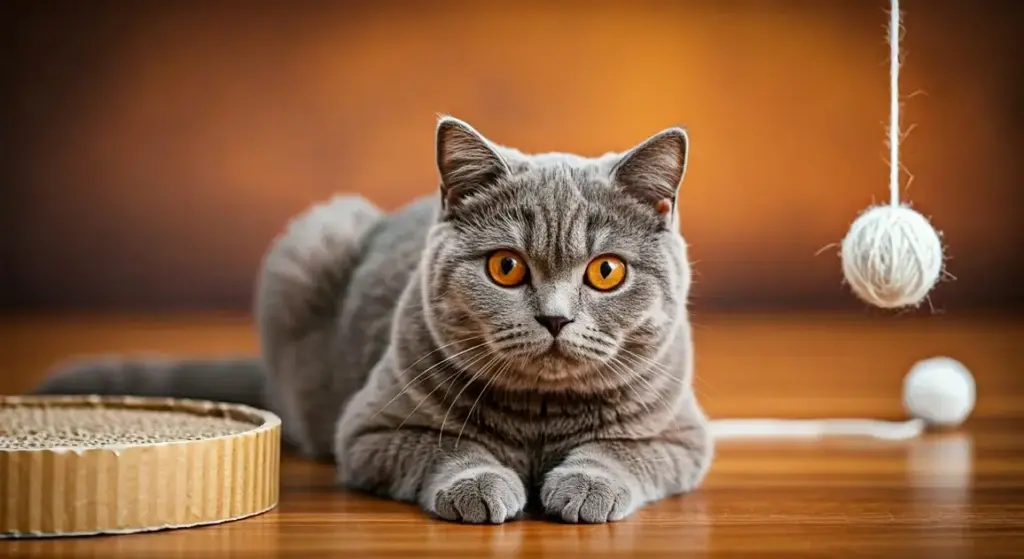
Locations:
336;195;439;374
364;194;440;257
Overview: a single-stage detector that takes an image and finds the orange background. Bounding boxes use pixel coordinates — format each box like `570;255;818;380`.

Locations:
5;0;1021;313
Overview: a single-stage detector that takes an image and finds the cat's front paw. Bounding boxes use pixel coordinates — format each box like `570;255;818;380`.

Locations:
426;466;527;524
541;467;641;523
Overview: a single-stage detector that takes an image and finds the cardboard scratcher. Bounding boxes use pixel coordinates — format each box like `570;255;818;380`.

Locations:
0;395;281;538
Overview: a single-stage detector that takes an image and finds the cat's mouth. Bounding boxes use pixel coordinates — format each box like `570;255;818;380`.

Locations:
541;339;588;364
544;341;570;359
527;352;585;382
497;339;615;389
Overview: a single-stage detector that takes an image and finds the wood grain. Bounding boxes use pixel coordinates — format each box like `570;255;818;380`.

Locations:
1;313;1022;557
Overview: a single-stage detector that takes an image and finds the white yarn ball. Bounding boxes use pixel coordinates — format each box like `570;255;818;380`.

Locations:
841;205;944;309
902;356;975;427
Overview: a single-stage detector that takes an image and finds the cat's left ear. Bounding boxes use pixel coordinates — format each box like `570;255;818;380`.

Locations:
611;127;689;224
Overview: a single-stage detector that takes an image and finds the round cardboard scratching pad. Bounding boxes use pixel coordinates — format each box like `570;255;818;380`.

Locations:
0;395;281;538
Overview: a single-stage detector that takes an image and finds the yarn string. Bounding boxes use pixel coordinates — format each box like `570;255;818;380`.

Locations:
888;0;901;207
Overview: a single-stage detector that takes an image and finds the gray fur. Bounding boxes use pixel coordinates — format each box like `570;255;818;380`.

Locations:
35;356;267;408
34;116;712;524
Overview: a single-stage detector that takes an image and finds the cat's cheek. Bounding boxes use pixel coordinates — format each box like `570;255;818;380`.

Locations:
584;286;656;332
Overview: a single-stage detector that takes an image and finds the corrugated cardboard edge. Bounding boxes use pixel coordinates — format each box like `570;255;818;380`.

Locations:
0;395;281;539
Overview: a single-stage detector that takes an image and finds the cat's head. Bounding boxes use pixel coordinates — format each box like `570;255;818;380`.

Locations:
421;117;691;392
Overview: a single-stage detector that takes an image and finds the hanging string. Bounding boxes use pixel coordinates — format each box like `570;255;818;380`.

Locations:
888;0;902;206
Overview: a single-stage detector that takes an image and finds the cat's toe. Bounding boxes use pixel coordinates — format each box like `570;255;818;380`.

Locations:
430;468;527;524
541;468;639;523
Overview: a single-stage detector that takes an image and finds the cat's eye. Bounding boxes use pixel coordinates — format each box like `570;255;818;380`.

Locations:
585;255;627;291
486;250;529;287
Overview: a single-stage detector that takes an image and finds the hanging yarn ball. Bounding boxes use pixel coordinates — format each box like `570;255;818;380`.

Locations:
838;0;946;309
841;205;944;309
902;356;975;428
839;0;950;307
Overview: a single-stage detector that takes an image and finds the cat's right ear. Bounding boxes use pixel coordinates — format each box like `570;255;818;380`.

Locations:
435;116;511;213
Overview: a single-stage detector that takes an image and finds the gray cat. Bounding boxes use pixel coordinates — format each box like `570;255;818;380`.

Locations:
35;117;712;524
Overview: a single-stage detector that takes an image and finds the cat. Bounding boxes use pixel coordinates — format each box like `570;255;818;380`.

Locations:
34;117;713;524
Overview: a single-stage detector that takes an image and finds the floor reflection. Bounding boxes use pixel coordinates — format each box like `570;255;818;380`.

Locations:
417;493;710;558
907;432;974;558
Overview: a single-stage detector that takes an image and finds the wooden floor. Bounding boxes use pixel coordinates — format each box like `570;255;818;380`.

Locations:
1;312;1023;557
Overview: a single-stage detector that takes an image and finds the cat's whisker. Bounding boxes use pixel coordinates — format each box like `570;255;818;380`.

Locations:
615;347;681;388
395;345;496;431
529;358;546;392
604;356;652;414
629;351;720;399
613;353;677;413
394;371;457;432
587;362;616;400
440;346;498;402
613;353;677;412
689;369;720;398
686;311;714;331
402;334;487;375
438;352;504;449
602;355;649;411
580;327;618;346
617;351;684;392
454;356;512;450
375;341;490;416
617;345;721;401
618;338;683;367
558;339;610;363
617;346;673;374
370;338;490;421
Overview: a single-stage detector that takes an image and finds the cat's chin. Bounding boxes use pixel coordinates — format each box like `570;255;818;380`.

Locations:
528;339;589;365
499;346;607;390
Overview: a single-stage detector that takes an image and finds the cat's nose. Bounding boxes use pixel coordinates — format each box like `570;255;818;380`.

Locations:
535;315;573;337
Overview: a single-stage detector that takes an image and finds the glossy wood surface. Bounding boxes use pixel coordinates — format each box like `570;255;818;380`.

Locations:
1;313;1022;557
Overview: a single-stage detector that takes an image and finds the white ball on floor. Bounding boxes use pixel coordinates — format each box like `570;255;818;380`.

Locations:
841;205;944;309
902;357;975;427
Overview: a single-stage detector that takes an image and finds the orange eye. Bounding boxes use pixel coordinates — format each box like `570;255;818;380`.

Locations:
487;250;529;287
585;255;627;291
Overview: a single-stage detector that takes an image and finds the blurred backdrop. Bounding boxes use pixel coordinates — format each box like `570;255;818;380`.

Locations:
4;0;1022;314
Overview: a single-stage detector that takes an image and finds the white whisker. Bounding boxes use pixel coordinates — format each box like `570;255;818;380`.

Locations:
395;345;495;431
370;337;489;420
454;356;511;450
439;345;497;403
604;356;651;415
438;353;503;449
614;352;675;412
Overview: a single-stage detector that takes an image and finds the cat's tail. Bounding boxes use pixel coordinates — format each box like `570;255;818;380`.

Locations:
32;355;267;409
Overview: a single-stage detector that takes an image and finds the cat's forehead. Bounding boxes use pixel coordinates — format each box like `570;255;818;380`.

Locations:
453;151;661;226
448;156;664;272
498;148;621;183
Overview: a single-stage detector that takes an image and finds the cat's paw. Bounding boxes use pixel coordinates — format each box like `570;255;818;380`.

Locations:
541;467;641;523
426;466;527;524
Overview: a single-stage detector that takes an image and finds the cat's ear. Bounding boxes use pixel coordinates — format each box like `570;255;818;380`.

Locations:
611;127;689;222
435;116;511;212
